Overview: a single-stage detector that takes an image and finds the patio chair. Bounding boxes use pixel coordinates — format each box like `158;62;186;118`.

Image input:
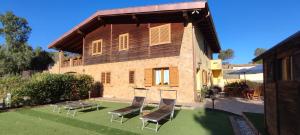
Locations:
140;90;177;132
252;86;262;100
64;101;100;117
108;88;148;124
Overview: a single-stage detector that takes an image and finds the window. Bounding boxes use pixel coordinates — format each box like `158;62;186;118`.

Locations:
265;61;275;83
281;57;292;81
292;53;300;81
149;24;171;46
129;71;135;84
101;72;111;84
92;39;102;55
154;68;170;86
119;33;129;51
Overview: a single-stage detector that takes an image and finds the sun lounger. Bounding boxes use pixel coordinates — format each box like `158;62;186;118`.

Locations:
108;96;145;124
65;101;100;117
51;101;78;113
140;90;177;132
140;98;176;132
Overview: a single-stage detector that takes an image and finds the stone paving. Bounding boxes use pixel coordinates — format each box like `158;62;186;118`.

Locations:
203;97;264;115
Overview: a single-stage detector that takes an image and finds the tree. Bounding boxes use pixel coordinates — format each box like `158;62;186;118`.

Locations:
0;11;33;74
254;48;266;64
30;47;54;71
218;49;234;63
254;48;266;57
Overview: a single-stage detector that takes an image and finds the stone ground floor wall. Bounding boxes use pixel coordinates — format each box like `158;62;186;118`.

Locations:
49;56;196;104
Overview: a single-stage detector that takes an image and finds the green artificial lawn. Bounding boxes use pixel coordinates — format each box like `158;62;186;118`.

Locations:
0;101;234;135
244;112;268;135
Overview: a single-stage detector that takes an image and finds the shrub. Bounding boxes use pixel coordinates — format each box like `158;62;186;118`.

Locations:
23;73;94;105
0;75;29;107
1;73;94;106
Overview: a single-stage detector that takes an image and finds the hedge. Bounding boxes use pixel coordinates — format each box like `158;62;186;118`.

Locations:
0;73;94;107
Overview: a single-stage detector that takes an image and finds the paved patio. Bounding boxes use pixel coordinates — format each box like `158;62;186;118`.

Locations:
203;97;264;115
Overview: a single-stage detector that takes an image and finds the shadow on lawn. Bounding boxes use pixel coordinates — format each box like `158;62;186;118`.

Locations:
17;109;140;135
194;108;237;135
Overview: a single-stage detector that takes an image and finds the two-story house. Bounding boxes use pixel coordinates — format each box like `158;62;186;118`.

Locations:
48;1;221;104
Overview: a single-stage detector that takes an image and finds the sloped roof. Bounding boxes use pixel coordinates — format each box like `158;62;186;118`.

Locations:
48;1;221;53
253;31;300;61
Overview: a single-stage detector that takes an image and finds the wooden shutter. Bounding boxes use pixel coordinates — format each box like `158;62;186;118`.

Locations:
124;34;129;49
144;68;153;87
119;35;123;50
150;27;159;45
101;72;106;83
159;24;171;43
106;72;111;84
202;70;207;85
97;40;102;53
169;67;179;87
129;71;135;84
92;42;97;54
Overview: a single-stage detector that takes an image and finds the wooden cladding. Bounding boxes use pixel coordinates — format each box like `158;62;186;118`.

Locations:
144;67;178;87
101;72;111;84
129;71;135;84
119;33;129;51
83;23;183;65
150;24;171;46
92;39;102;55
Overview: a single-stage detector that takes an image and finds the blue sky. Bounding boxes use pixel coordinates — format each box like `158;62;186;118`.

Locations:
0;0;299;64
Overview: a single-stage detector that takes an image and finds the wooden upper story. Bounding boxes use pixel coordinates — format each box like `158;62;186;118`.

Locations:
49;1;221;66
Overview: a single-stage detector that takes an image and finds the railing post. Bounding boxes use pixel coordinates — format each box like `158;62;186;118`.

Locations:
69;58;73;67
58;50;64;73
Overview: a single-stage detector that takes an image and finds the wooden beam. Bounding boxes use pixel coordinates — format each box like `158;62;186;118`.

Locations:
182;11;189;26
132;14;140;26
77;29;85;36
97;16;106;26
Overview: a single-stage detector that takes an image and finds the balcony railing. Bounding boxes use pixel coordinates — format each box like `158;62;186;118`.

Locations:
61;57;82;68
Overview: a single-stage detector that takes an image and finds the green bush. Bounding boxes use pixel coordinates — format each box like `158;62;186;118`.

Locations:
225;80;262;89
23;73;94;105
0;75;29;107
0;73;94;106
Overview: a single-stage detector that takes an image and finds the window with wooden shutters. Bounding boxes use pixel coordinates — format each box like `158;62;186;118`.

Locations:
106;72;111;84
149;24;171;46
202;70;208;85
119;33;129;51
129;71;135;84
92;39;102;55
169;67;179;87
101;72;106;83
144;68;153;87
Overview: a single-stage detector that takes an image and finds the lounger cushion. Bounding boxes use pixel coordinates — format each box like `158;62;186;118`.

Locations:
141;98;175;122
142;109;172;121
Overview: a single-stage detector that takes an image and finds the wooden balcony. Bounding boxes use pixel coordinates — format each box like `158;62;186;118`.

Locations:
61;57;82;68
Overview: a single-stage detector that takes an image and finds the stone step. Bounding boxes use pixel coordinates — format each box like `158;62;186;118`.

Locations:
229;115;257;135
